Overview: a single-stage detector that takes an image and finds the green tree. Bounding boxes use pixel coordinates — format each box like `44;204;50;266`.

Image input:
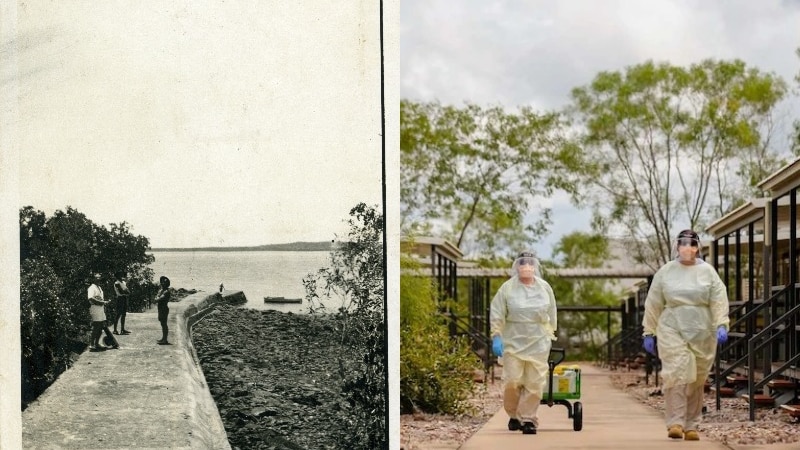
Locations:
303;203;385;450
547;232;623;360
401;100;584;258
570;59;790;267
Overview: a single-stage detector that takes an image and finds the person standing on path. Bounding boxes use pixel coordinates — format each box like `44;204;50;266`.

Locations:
490;251;558;435
113;272;131;335
155;276;172;345
88;273;120;351
642;229;730;441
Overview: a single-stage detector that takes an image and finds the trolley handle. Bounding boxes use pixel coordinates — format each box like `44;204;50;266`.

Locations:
549;347;566;369
545;347;566;407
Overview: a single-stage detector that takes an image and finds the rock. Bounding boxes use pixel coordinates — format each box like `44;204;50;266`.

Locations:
193;304;350;449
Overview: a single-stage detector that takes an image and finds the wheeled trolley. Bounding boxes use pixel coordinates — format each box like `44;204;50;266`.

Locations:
541;347;583;431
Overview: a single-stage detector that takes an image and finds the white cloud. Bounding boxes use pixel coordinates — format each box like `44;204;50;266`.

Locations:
402;0;800;257
14;2;384;247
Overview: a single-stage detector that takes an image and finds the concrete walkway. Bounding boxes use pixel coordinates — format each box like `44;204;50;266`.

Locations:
459;364;799;450
21;292;233;450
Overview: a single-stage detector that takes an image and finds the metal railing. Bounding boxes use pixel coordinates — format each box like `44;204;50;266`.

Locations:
714;283;799;415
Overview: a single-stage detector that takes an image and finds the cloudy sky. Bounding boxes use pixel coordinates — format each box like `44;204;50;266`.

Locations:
401;0;800;259
9;1;384;248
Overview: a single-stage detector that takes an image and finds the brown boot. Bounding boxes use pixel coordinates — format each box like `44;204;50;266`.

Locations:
667;424;684;439
684;430;700;441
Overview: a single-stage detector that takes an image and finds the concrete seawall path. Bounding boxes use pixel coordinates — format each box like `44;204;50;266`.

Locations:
21;292;233;450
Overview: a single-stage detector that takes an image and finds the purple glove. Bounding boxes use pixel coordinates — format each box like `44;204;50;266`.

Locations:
643;335;656;355
717;326;728;344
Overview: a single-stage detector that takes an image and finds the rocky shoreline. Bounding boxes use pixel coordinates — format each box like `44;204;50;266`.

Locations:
192;304;351;450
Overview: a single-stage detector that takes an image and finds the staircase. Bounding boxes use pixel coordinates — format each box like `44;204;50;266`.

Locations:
714;283;800;420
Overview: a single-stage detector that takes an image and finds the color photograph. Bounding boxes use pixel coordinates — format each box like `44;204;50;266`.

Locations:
400;1;800;449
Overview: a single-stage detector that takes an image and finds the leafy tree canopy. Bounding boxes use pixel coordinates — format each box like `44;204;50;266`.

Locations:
547;232;624;360
569;58;791;267
401;100;585;259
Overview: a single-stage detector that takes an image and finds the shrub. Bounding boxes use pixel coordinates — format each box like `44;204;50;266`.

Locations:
303;203;385;450
400;255;480;415
20;258;75;406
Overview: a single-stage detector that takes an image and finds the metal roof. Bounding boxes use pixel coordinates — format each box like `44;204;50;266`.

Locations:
706;198;767;238
756;156;800;198
400;236;463;260
456;267;655;279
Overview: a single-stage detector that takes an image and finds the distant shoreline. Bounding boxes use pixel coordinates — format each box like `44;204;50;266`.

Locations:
149;240;337;252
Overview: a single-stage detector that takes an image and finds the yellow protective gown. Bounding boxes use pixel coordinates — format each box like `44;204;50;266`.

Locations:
490;275;557;357
642;260;729;389
490;275;557;424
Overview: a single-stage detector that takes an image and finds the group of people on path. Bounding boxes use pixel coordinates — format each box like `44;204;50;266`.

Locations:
490;229;730;441
87;273;174;351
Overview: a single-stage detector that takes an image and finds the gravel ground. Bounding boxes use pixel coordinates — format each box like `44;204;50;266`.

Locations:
609;371;800;447
400;366;800;449
400;376;504;450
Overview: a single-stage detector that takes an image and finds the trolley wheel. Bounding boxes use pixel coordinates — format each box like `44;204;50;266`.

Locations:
573;401;583;431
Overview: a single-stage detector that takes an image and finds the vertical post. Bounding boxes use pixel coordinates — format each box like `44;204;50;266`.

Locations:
607;309;612;369
748;222;755;353
789;189;797;359
713;237;721;410
770;196;779;369
762;198;773;376
748;338;756;421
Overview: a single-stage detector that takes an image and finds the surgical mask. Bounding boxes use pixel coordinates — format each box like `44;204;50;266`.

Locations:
518;264;535;278
678;245;696;262
675;237;699;262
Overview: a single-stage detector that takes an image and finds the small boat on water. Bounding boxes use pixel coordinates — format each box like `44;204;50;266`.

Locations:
264;296;302;304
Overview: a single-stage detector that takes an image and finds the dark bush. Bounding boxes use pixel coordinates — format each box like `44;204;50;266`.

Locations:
19;206;156;406
303;203;386;450
20;258;75;407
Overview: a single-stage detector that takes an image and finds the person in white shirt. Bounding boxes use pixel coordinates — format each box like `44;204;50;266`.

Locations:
88;273;109;352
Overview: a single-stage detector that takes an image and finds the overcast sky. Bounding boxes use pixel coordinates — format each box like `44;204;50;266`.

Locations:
401;0;800;259
12;2;383;248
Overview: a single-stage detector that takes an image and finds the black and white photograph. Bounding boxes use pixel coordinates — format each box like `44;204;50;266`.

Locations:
2;1;399;449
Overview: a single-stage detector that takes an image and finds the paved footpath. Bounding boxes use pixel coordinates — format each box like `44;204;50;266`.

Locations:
21;292;231;450
459;364;799;450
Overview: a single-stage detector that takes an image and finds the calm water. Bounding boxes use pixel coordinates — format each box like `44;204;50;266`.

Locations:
148;251;333;313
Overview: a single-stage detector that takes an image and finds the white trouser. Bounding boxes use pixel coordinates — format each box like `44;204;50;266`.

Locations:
502;351;549;425
663;375;706;431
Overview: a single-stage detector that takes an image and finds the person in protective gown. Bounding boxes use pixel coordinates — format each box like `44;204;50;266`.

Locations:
642;229;729;441
490;251;557;435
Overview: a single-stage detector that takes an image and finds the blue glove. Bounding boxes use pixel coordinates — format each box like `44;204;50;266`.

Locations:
643;335;655;355
492;335;503;357
717;326;728;344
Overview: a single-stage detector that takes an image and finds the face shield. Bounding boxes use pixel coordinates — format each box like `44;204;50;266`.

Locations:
674;235;702;262
511;253;539;279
